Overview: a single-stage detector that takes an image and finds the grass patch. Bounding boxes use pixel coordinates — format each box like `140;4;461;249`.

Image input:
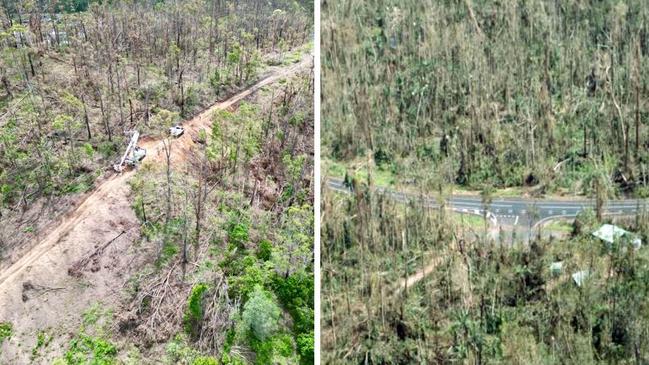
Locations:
324;157;554;199
452;213;486;230
82;303;104;327
544;219;574;233
283;49;303;65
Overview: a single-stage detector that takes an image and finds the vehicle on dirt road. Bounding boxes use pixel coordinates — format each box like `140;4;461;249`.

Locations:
169;125;184;137
113;131;146;172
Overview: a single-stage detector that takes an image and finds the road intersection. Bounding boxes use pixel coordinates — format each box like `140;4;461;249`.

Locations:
326;178;647;230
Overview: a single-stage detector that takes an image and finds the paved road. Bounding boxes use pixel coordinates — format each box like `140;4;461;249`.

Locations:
326;178;648;229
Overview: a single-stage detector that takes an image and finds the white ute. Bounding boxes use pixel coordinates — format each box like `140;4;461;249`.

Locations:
113;131;146;172
169;125;184;137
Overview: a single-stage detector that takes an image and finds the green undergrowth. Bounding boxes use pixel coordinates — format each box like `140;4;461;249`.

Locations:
0;322;12;345
31;330;54;360
183;283;210;339
57;334;118;365
54;302;118;365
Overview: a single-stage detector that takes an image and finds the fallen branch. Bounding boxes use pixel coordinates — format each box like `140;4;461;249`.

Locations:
22;280;65;302
553;157;572;172
68;230;127;277
464;0;484;38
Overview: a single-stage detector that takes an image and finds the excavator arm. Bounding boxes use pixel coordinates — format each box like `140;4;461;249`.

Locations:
113;131;141;172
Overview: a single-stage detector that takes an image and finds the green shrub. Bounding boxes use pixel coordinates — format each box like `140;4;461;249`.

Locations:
82;302;104;326
230;261;269;301
257;239;272;261
271;272;314;334
249;333;295;365
32;330;53;359
0;322;12;344
83;143;94;158
241;285;280;341
62;333;117;365
218;247;246;277
296;332;314;364
192;356;219;365
228;223;249;248
220;352;246;365
98;141;118;158
184;283;210;338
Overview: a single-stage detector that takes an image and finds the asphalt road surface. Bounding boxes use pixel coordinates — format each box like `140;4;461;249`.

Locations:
326;178;648;229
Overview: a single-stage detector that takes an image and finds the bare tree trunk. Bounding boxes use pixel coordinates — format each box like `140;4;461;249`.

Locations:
115;61;125;128
97;88;112;141
635;41;641;160
81;94;91;140
163;139;173;224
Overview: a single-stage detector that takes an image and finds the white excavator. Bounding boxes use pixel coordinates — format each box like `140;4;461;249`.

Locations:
113;131;146;172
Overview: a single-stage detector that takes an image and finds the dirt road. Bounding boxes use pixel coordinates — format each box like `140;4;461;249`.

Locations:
0;55;311;363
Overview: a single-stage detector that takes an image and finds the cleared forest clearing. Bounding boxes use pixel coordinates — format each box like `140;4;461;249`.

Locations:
0;47;313;365
0;55;310;289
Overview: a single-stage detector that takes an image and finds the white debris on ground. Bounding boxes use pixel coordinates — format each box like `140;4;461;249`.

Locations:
572;270;590;287
550;261;563;275
592;224;642;250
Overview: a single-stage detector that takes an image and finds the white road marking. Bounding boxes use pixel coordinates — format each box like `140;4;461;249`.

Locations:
514;216;519;225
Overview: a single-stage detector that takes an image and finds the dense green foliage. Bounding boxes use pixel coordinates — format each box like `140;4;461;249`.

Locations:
242;285;281;341
323;0;649;197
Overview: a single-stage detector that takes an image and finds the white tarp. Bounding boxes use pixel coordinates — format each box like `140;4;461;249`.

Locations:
572;270;590;287
550;261;563;275
592;224;642;249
